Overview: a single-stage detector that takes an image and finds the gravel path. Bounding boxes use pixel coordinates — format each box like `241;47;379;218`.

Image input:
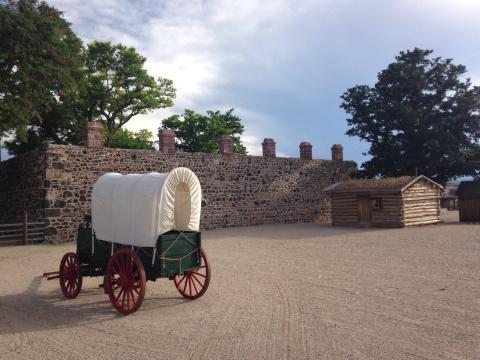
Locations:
0;211;479;359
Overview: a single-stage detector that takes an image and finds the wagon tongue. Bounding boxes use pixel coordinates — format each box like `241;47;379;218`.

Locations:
42;271;60;280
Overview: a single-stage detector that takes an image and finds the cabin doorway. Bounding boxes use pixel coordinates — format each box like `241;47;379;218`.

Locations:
357;198;371;225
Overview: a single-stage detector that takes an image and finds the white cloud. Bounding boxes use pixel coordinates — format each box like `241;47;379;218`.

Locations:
49;0;322;149
241;134;261;155
47;0;480;162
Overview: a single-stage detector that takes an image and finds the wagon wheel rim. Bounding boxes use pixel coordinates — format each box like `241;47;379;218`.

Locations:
59;252;82;299
174;249;211;300
106;248;146;315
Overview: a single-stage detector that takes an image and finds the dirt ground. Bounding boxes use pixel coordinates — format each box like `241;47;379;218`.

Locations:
0;211;479;360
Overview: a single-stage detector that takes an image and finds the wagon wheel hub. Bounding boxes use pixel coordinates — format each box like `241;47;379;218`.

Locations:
120;275;128;288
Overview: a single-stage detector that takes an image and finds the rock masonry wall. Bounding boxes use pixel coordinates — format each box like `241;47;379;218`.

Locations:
0;143;356;242
0;146;47;224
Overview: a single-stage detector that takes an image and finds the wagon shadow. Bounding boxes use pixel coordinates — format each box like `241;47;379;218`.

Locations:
0;276;188;336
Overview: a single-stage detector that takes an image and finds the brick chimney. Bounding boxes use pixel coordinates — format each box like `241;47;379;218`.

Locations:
331;144;343;161
158;128;176;154
219;134;233;155
85;121;104;149
299;141;312;160
262;138;276;158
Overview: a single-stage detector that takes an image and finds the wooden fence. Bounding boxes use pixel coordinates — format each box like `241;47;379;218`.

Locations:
0;212;45;246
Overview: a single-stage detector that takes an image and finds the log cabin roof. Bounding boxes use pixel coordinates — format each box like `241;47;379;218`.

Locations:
455;181;480;197
324;175;443;194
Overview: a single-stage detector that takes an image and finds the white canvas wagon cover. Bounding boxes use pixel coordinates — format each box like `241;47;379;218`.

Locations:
92;167;201;247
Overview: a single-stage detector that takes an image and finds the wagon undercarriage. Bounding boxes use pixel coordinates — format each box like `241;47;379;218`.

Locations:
44;226;211;315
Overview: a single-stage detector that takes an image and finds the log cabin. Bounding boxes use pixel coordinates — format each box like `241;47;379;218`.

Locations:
324;175;443;227
456;181;480;222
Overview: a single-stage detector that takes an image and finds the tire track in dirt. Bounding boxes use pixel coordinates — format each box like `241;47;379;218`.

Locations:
269;277;308;360
1;220;479;359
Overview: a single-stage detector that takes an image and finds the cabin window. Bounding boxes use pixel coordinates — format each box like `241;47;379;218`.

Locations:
371;198;382;210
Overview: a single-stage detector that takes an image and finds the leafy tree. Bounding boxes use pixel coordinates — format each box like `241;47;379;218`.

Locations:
108;128;155;150
4;38;176;154
341;48;480;183
4;102;85;154
81;41;175;146
0;0;83;141
161;109;247;154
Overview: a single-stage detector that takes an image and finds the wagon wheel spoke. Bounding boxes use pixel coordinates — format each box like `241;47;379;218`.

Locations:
183;275;189;294
132;286;140;296
106;248;146;315
190;275;199;295
131;275;140;286
189;275;194;296
191;273;204;288
113;261;122;277
59;253;83;299
176;275;187;287
120;291;125;309
131;269;139;283
114;288;124;303
173;249;210;300
129;289;136;307
193;272;206;278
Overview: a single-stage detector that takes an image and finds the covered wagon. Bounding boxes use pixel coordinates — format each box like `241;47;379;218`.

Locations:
44;167;211;315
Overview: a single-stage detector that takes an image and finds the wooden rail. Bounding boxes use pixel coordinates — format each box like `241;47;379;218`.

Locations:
0;212;45;246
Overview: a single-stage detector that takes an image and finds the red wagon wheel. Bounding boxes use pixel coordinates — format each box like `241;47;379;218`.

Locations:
174;249;211;300
106;248;146;315
59;252;82;299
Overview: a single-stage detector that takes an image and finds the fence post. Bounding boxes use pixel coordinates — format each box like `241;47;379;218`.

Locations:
23;210;28;245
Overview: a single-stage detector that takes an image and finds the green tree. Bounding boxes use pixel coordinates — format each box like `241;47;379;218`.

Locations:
4;102;85;154
161;109;247;154
0;0;83;141
82;41;175;146
341;48;480;183
108;128;155;150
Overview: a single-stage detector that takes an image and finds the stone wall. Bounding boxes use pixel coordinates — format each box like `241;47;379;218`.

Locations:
0;146;47;223
42;144;356;242
0;141;356;242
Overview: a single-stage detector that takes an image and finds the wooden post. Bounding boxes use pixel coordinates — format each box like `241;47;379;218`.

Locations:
23;210;28;245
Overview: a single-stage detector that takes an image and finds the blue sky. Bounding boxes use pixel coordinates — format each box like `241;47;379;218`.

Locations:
43;0;480;165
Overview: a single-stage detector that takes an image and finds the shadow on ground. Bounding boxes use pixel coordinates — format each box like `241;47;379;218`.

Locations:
0;276;188;335
204;211;468;241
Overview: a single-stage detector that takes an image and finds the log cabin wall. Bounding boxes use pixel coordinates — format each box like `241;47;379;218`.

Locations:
331;192;404;227
369;192;404;227
402;179;441;226
331;193;358;226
